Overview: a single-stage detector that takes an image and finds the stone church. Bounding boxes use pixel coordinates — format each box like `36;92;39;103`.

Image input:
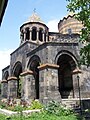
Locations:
1;12;90;103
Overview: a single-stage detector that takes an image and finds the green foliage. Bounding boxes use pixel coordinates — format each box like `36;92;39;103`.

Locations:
67;0;90;66
12;105;24;112
0;100;85;120
5;116;11;120
0;100;7;109
45;100;73;116
0;112;84;120
30;100;43;110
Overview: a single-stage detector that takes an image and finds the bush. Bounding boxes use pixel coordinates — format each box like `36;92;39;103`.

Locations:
30;100;43;110
45;100;74;116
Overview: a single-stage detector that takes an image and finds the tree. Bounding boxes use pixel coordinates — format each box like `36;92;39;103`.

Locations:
66;0;90;66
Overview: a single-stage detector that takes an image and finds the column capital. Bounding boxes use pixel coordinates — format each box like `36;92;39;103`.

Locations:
1;80;7;83
29;29;32;32
7;76;17;81
20;70;34;76
42;30;45;34
23;29;27;33
38;63;59;70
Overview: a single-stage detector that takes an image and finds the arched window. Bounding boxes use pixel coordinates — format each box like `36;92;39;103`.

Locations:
26;28;30;40
32;27;37;41
39;28;43;41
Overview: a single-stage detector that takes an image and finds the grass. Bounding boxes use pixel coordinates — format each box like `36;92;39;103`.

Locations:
0;112;83;120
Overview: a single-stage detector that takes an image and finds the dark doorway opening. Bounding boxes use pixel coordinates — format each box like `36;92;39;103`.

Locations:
57;54;76;99
13;62;22;98
32;27;37;41
30;58;40;99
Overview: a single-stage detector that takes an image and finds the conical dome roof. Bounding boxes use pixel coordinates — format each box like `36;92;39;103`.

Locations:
25;12;44;24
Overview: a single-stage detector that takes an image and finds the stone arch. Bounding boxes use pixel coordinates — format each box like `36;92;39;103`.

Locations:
39;28;43;42
32;27;37;41
13;61;22;98
27;55;41;99
13;61;22;77
55;50;78;99
3;71;9;80
55;50;78;66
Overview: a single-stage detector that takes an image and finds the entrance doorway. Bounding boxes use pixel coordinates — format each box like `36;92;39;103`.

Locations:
57;54;76;99
29;56;40;99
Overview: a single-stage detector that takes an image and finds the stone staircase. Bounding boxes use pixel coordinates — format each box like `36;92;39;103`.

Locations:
62;98;90;120
62;99;81;113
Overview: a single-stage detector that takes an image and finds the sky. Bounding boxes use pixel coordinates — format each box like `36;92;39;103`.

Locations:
0;0;68;79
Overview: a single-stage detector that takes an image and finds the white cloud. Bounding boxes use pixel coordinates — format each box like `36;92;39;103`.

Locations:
46;19;59;32
0;49;13;80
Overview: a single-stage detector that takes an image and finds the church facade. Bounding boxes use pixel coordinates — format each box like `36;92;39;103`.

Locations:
1;13;90;103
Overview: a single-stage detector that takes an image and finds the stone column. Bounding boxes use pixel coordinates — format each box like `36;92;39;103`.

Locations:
38;63;61;104
20;70;35;101
1;80;8;98
36;30;39;42
23;30;26;41
46;33;48;42
7;77;17;99
42;31;45;42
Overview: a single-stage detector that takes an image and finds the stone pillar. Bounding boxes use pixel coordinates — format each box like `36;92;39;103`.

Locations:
20;70;35;101
46;33;48;42
1;80;8;98
7;77;17;98
24;30;26;41
42;32;45;42
38;63;61;104
36;30;39;41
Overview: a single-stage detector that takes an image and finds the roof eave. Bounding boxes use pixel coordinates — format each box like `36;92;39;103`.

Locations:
0;0;8;26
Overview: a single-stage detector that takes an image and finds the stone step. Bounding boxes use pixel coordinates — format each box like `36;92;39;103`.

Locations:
62;99;79;108
62;99;81;114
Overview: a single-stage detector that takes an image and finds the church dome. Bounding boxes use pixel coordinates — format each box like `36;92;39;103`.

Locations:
25;12;44;24
20;12;49;45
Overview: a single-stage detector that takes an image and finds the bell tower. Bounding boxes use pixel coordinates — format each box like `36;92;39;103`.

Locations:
20;12;49;45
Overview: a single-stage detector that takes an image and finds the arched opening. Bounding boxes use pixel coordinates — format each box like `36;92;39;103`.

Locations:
57;54;76;99
32;27;37;41
13;62;22;98
28;55;40;99
3;71;9;80
26;28;30;40
39;28;43;41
